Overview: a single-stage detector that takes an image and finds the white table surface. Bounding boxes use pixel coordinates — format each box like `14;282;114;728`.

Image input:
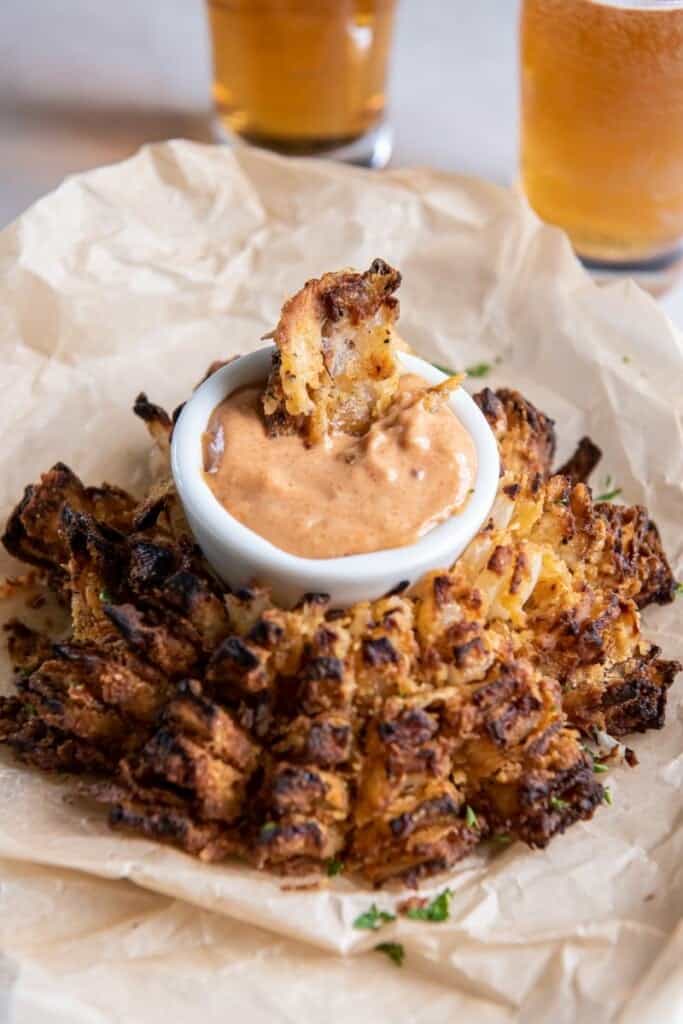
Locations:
3;0;683;324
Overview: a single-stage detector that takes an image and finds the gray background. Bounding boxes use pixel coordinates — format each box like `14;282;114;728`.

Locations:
3;0;682;322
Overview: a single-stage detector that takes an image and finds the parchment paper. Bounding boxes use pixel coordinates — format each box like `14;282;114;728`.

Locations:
1;141;682;1024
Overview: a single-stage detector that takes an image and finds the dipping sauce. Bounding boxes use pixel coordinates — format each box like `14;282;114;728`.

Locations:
202;375;477;559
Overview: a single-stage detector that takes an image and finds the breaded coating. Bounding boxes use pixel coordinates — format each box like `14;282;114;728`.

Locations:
557;436;602;484
133;394;173;454
262;259;402;443
0;375;679;886
2;462;136;592
475;387;556;482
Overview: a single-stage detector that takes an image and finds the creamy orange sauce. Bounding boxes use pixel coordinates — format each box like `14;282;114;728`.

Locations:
202;375;477;559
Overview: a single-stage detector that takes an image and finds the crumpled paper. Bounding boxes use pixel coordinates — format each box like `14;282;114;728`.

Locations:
1;141;682;1024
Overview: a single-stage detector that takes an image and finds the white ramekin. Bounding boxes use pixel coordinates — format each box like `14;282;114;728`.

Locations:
171;345;499;607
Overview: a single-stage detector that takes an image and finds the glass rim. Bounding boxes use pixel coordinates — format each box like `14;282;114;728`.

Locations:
587;1;683;9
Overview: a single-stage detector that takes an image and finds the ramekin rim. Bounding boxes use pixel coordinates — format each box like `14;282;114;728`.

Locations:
171;344;500;585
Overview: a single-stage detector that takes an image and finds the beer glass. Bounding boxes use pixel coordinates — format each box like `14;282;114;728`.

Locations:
520;0;683;281
207;0;397;168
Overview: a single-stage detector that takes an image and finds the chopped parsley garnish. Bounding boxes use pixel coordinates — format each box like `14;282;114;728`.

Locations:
405;888;452;923
431;360;496;379
675;582;683;597
603;787;613;805
374;941;405;966
432;362;455;376
550;796;569;811
466;362;492;378
98;588;112;603
326;857;344;877
583;744;609;774
622;355;631;364
491;833;512;845
353;903;396;930
595;487;622;503
595;474;622;503
259;821;278;838
465;805;478;829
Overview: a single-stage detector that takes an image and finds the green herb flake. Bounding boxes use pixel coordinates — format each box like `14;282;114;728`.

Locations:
550;796;569;811
491;833;512;845
374;941;405;967
326;857;344;877
622;355;631;364
466;362;492;378
353;903;396;931
464;802;481;827
675;582;683;597
98;588;112;603
603;787;613;806
595;487;622;503
465;805;478;829
593;761;609;774
406;888;452;923
259;822;278;839
23;702;37;718
431;360;495;379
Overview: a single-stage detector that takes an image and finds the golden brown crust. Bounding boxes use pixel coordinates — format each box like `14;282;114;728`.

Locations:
474;387;556;483
0;374;679;885
262;258;403;443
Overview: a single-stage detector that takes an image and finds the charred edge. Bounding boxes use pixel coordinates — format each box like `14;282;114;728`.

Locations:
128;540;177;590
306;720;352;765
473;387;504;423
162;570;209;612
294;592;330;610
389;794;461;839
210;636;261;672
362;636;399;667
433;575;452;607
302;657;344;682
256;819;324;851
384;580;410;598
556;436;602;484
133;394;172;428
377;707;438;746
248;618;285;647
486;692;543;746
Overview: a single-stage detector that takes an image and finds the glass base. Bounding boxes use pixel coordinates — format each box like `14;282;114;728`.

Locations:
211;116;392;169
578;246;683;297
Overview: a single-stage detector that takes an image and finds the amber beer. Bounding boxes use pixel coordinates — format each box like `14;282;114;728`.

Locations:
207;0;397;162
520;0;683;266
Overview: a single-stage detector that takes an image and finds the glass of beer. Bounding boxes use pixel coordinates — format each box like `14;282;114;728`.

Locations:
207;0;397;168
520;0;683;282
